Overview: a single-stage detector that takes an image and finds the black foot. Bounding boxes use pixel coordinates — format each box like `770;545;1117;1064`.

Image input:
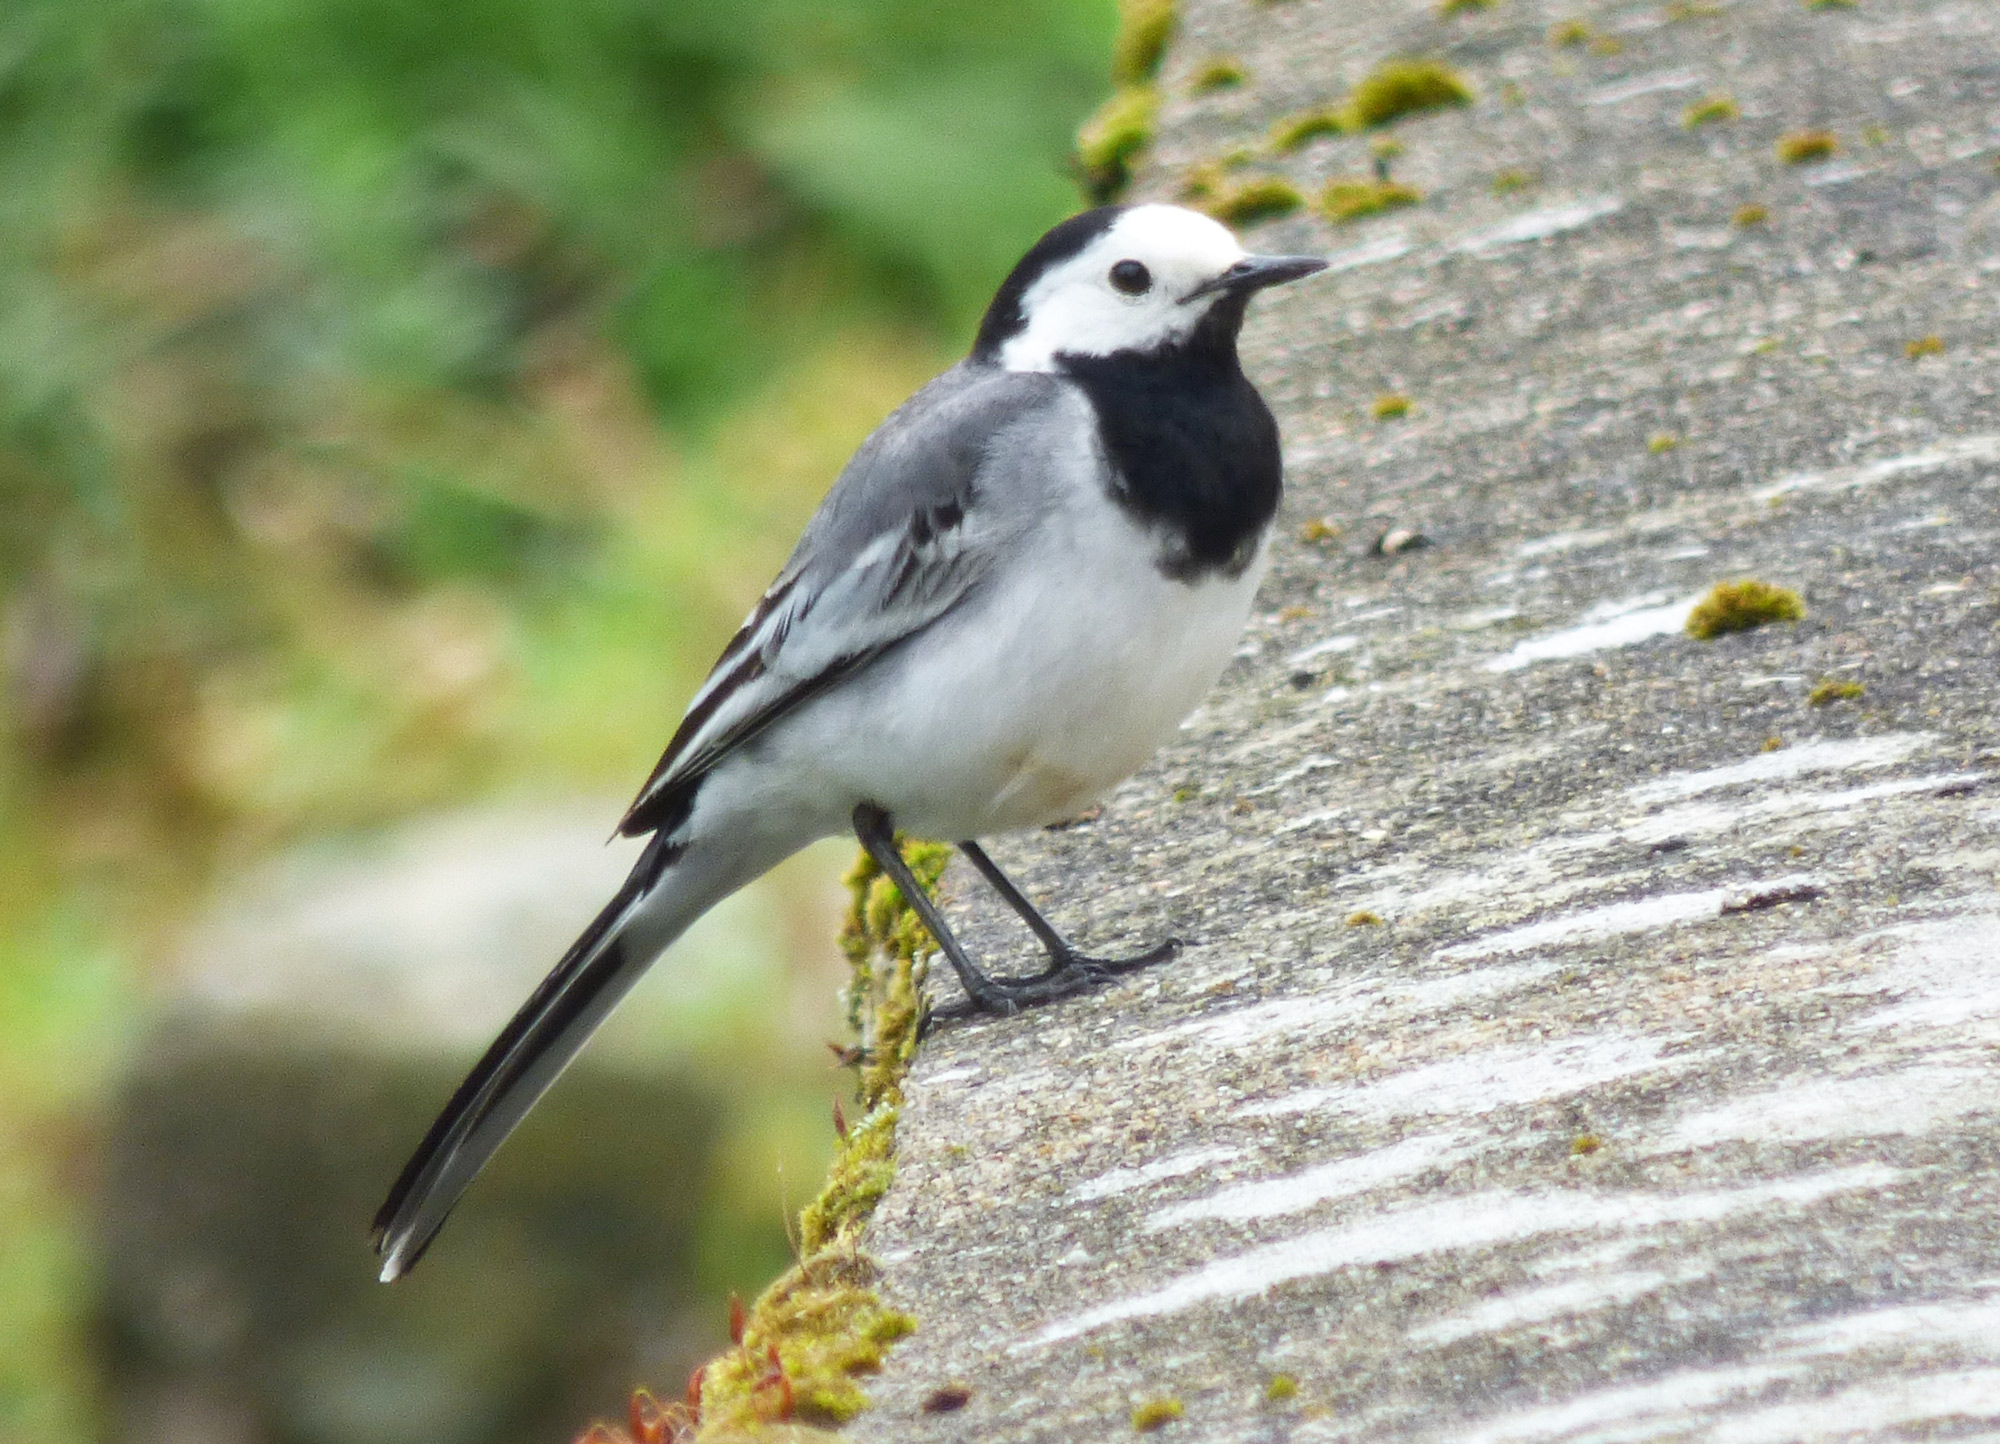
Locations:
929;937;1183;1022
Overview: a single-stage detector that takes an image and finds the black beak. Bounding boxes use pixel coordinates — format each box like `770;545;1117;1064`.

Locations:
1185;253;1329;302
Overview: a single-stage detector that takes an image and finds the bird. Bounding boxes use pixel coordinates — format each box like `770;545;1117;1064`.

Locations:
372;202;1325;1281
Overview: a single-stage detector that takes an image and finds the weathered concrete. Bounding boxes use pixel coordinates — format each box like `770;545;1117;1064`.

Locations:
849;0;2000;1437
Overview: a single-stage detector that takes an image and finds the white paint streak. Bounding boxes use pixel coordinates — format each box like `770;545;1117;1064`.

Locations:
1708;1370;2000;1442
1067;1145;1243;1204
1322;233;1413;273
1625;733;1935;804
1753;434;2000;502
1775;1293;2000;1358
1484;595;1698;672
1621;771;1983;845
1586;69;1705;104
1114;961;1559;1056
1411;1269;1674;1347
922;1065;980;1086
1016;1166;1899;1349
1237;1032;1693;1122
1658;1063;1995;1150
1516;528;1618;559
1459;196;1626;255
1440;890;1725;960
1457;1363;1800;1443
1285;634;1361;666
1144;1133;1465;1231
1849;911;2000;1035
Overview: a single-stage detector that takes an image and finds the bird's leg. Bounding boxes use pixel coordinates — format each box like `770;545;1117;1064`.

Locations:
956;840;1181;991
853;803;1023;1016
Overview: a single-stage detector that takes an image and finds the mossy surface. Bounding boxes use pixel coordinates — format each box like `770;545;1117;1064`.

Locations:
1131;1397;1186;1431
1549;19;1593;46
1271;107;1348;152
1077;85;1162;202
1733;203;1771;227
1684;94;1739;127
1190;57;1247;93
1188;174;1305;224
1076;0;1178;203
1685;579;1806;640
1369;393;1413;420
1491;167;1535;195
680;841;947;1441
1905;334;1945;358
1112;0;1179;88
1343;59;1475;129
1808;678;1866;705
1275;59;1470;150
1776;129;1838;164
1324;178;1422;224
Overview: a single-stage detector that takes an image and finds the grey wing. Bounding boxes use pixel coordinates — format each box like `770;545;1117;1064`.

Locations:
616;364;1065;838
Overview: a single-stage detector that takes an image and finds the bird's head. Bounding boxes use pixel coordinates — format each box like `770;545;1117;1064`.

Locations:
973;204;1326;373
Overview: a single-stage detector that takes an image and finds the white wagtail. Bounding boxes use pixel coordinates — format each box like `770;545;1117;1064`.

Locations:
373;203;1325;1280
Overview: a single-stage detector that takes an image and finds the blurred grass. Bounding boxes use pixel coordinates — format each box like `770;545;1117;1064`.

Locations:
0;0;1116;1436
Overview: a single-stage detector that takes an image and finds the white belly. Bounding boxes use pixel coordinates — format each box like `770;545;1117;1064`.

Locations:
756;499;1269;840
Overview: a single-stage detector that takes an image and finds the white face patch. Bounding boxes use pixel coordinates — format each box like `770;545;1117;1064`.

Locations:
999;205;1249;373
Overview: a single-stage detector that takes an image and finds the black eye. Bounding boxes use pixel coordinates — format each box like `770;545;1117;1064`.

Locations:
1109;259;1152;295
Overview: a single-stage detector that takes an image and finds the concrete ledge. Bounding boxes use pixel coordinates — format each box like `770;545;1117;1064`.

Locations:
847;0;2000;1435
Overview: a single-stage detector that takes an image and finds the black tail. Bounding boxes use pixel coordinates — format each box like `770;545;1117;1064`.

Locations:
371;831;682;1281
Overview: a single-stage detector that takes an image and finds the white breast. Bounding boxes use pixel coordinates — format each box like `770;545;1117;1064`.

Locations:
777;486;1268;840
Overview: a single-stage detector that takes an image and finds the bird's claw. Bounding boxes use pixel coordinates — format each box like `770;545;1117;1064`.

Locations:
930;936;1184;1022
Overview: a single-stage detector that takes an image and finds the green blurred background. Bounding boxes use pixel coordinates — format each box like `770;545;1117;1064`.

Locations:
0;0;1117;1438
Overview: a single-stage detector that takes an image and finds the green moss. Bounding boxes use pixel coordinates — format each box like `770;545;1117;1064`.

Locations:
1190;57;1247;93
1683;94;1739;127
1733;203;1771;227
1264;1374;1300;1402
1112;0;1179;87
1369;393;1412;420
1491;167;1535;195
1807;0;1857;9
1132;1398;1186;1431
691;839;947;1440
1276;59;1471;147
1270;107;1348;152
1345;909;1386;926
1549;18;1593;45
1685;579;1806;640
1570;1134;1603;1155
1439;0;1496;13
1776;129;1838;164
1076;85;1161;202
1905;334;1945;359
1343;58;1475;129
1808;678;1866;706
1648;433;1679;453
1194;175;1305;225
1323;177;1422;223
